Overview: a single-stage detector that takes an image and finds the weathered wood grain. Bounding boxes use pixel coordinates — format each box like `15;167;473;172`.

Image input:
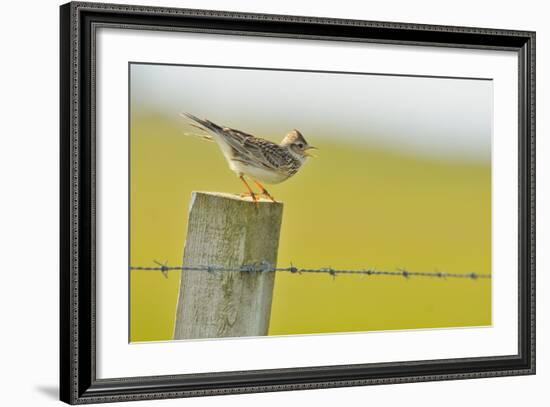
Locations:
173;192;283;339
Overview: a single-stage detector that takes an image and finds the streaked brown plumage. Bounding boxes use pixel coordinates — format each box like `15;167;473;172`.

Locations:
181;113;316;203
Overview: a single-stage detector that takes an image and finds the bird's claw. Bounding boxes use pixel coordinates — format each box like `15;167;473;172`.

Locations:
239;192;259;206
261;191;277;203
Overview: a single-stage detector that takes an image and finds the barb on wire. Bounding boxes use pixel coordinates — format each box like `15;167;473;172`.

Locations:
153;260;169;279
130;261;491;280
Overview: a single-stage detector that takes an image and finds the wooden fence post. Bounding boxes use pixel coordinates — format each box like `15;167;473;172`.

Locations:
173;191;284;340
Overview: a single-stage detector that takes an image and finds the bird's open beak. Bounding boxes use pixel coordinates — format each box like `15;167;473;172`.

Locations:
305;146;318;158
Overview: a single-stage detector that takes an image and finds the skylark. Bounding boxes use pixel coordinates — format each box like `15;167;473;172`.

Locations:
181;113;316;203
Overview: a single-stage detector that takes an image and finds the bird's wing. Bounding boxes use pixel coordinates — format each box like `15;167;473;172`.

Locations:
222;128;296;175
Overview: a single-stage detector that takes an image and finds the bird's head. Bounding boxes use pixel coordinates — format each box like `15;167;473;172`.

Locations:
281;129;317;160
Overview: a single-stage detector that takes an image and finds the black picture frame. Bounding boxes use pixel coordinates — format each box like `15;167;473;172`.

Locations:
60;1;536;404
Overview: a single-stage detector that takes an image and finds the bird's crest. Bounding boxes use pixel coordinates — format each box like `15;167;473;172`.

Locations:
281;129;308;146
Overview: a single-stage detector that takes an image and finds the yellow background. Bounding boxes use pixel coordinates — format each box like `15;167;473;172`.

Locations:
130;112;491;342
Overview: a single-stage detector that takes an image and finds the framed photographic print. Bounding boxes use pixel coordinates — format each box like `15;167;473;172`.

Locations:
60;1;535;404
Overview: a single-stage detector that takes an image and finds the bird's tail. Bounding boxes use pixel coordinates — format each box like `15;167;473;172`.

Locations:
179;112;227;142
180;112;225;133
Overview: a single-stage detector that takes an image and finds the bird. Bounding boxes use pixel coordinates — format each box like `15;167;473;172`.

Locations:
181;113;317;203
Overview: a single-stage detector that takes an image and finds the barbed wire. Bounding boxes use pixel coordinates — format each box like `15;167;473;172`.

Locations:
129;260;491;280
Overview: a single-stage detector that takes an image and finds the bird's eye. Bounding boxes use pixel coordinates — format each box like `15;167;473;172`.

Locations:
296;143;304;149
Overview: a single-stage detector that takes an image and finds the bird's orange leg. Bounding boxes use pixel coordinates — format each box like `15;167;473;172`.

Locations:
239;175;258;204
252;180;277;202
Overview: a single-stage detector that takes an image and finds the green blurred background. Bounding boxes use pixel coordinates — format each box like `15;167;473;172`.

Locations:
129;64;492;342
